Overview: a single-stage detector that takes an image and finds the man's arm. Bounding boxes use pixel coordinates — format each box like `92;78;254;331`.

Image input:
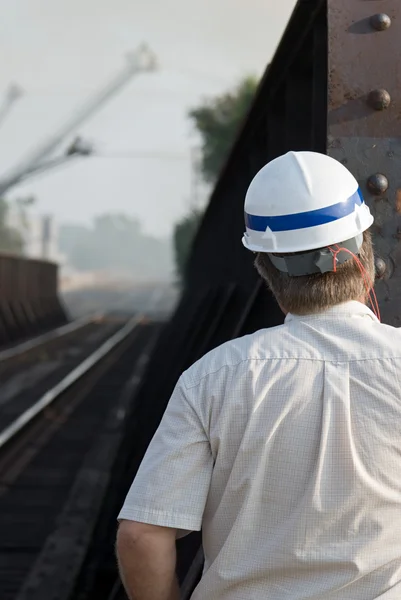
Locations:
116;520;179;600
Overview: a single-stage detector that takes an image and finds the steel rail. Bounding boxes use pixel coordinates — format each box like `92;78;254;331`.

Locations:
0;314;103;363
0;315;142;451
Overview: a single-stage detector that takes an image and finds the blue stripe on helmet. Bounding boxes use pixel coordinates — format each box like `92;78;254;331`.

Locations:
245;188;364;233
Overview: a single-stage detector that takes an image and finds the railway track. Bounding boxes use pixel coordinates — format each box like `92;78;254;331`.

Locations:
0;317;125;436
0;314;111;378
0;315;161;600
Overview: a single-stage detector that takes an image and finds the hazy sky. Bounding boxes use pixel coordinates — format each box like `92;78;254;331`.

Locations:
1;0;297;237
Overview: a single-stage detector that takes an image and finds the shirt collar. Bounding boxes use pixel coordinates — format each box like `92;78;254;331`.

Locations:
285;301;379;324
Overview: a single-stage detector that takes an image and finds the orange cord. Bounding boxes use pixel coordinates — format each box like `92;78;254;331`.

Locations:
328;244;381;322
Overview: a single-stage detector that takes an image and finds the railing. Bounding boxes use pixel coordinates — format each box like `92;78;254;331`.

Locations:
0;253;66;345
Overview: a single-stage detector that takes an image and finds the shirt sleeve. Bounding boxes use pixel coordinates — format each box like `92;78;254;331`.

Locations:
117;376;213;533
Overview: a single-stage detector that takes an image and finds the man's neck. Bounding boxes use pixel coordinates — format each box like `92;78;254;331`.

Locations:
280;297;369;318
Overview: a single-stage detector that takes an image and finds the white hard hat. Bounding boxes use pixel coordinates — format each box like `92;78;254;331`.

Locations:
242;151;373;255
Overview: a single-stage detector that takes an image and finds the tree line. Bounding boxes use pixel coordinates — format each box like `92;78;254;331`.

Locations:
59;215;172;282
173;76;258;283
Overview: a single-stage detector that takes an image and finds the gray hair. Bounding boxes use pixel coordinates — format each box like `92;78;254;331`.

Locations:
254;230;375;315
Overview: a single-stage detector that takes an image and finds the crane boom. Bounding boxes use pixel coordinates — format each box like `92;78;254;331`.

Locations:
0;84;23;130
0;44;156;196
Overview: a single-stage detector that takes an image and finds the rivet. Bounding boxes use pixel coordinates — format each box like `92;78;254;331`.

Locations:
368;89;391;111
370;13;392;31
375;257;387;279
367;173;389;195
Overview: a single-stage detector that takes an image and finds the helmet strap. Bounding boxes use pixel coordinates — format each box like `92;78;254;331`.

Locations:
268;234;363;277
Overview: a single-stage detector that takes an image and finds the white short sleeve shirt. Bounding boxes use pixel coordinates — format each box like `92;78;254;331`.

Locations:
118;301;401;599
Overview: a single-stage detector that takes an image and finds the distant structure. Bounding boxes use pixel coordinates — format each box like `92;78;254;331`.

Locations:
7;208;64;263
25;214;62;262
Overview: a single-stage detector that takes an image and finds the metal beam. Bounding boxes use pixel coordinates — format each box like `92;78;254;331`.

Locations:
327;0;401;324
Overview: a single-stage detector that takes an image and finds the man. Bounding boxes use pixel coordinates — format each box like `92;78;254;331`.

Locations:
116;151;401;599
